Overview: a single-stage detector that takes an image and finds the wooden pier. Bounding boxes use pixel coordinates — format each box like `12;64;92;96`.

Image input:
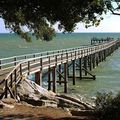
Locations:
0;38;120;100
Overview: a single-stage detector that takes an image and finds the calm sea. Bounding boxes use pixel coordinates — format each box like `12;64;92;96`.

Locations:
0;33;120;98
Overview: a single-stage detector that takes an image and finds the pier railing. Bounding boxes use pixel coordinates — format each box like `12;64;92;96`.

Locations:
0;38;114;71
0;39;120;99
0;46;89;71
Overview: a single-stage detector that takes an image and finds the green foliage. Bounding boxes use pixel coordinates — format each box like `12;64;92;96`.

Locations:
95;91;120;120
0;0;117;42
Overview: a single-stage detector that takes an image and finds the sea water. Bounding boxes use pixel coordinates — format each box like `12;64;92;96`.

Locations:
0;33;120;98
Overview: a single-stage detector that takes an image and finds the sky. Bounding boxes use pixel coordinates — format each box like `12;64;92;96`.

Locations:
0;12;120;33
54;13;120;33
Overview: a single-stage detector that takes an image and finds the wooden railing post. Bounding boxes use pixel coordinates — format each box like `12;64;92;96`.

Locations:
14;57;17;66
71;52;72;60
5;80;8;98
0;60;1;69
25;56;27;59
66;52;68;62
10;73;13;98
81;50;83;57
20;64;22;76
28;61;30;75
33;54;36;58
10;74;13;88
40;58;42;68
61;53;63;63
14;69;17;99
55;55;57;66
75;50;77;59
33;54;36;61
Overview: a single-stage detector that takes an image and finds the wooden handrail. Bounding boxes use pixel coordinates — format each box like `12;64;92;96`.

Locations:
0;39;119;100
0;45;88;69
0;39;118;71
4;39;119;80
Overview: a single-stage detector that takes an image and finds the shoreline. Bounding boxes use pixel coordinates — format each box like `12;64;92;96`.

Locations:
0;79;96;120
1;78;120;120
0;98;96;120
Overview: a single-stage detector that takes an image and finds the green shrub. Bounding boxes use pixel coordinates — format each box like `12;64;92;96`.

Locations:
95;91;120;120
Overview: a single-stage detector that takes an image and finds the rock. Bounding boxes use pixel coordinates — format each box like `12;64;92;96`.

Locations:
70;110;95;116
57;94;94;110
41;100;57;107
2;98;16;104
18;79;56;99
0;101;3;108
0;100;14;109
16;78;95;111
57;96;85;109
63;108;72;116
17;79;57;106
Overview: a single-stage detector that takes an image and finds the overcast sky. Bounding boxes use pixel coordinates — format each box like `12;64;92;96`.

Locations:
0;13;120;33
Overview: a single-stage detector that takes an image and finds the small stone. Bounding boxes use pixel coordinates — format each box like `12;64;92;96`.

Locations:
2;98;16;104
0;101;3;108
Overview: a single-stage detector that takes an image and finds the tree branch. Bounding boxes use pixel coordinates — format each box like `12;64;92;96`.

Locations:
109;8;120;15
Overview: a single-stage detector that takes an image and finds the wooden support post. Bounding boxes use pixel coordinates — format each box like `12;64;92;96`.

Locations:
89;55;92;71
106;49;108;57
67;63;69;77
48;56;51;90
101;51;104;61
108;48;110;56
64;63;68;93
58;65;62;85
35;71;42;86
92;54;95;69
48;67;51;90
104;50;106;61
72;60;75;85
91;40;92;45
98;52;101;62
52;66;56;93
84;56;87;76
103;50;105;60
79;58;82;79
96;54;99;66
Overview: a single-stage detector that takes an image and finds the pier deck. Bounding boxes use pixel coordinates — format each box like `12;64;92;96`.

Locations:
0;38;120;100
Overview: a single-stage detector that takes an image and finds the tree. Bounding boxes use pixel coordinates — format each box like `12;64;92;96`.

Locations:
0;0;119;42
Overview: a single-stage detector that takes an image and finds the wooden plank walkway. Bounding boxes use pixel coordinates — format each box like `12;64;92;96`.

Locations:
0;38;120;100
